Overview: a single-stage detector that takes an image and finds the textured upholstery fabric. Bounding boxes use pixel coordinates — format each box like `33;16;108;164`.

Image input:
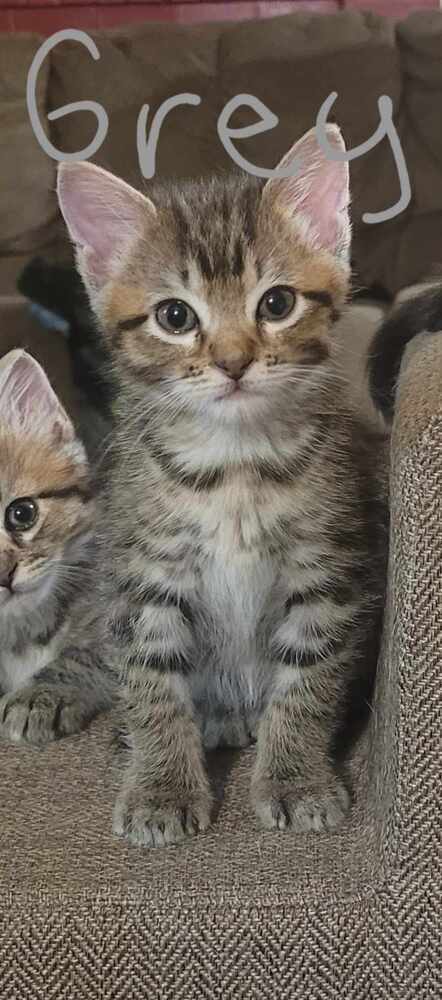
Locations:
0;9;441;996
0;326;440;998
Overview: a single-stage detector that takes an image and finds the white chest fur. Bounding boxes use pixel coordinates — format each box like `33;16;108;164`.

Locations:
0;641;56;693
190;485;279;722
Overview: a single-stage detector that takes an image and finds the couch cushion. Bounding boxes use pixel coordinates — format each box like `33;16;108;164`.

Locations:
0;713;376;897
216;10;402;294
0;34;56;256
388;12;442;291
45;12;404;296
47;21;225;189
4;12;440;300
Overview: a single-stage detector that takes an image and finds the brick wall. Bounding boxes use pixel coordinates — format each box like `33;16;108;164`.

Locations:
0;0;438;33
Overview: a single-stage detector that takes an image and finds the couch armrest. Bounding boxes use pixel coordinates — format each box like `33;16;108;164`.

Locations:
371;331;442;872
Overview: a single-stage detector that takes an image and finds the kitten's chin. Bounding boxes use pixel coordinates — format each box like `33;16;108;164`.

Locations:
206;385;269;423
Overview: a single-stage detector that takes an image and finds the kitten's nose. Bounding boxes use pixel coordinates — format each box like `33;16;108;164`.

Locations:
0;565;16;591
213;353;253;382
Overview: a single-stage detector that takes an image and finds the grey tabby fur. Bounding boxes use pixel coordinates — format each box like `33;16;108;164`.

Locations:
57;125;389;846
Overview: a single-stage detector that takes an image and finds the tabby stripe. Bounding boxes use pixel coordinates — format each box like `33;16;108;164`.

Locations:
35;603;69;645
285;580;354;611
254;452;313;485
117;314;148;332
145;439;225;491
61;646;102;670
232;236;244;278
38;485;92;502
279;647;321;669
276;631;351;668
137;582;181;609
118;579;194;624
144;424;326;490
176;465;224;491
110;615;136;642
304;290;332;308
127;651;192;675
304;290;340;323
254;424;327;485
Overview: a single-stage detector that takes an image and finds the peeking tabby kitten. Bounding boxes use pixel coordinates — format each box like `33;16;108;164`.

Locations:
0;350;113;744
58;125;388;846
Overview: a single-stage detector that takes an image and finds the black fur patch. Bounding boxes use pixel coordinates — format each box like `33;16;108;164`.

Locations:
368;286;442;420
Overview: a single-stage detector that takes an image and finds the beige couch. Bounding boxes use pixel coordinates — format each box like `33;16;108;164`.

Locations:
0;9;441;998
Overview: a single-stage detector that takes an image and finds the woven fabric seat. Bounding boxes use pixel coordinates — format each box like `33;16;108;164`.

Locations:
0;333;440;998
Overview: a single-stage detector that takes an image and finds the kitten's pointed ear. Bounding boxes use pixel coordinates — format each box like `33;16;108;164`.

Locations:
57;162;156;293
0;350;75;445
263;124;350;261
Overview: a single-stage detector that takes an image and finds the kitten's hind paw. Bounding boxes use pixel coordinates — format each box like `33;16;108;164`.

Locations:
252;777;350;833
113;785;213;848
0;685;99;746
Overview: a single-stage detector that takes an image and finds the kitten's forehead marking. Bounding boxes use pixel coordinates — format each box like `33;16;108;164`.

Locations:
170;178;259;286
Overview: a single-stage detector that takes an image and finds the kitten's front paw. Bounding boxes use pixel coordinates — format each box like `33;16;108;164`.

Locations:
252;776;350;833
113;784;213;848
0;686;95;746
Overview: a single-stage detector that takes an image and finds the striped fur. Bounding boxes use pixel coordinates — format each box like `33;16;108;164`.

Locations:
58;127;389;846
0;352;113;745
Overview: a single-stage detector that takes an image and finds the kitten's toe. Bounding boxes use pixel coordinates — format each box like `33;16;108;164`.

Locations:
252;777;350;833
0;697;31;744
286;783;350;832
113;786;212;848
0;686;96;746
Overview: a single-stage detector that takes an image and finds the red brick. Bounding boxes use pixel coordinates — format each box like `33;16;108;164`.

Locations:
346;0;437;9
96;4;176;25
0;11;13;31
11;6;98;34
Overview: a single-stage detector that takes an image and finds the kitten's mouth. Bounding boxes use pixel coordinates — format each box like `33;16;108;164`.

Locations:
0;580;43;606
215;382;250;402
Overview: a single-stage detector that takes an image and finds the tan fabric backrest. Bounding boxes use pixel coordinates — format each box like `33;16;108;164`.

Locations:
0;33;55;255
1;10;442;296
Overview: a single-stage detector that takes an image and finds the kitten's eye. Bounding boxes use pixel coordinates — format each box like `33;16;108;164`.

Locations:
5;498;39;533
156;299;199;335
257;286;296;322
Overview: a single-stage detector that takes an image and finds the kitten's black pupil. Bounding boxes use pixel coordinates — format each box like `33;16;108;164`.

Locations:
167;302;188;330
266;290;290;317
6;498;37;531
156;298;198;335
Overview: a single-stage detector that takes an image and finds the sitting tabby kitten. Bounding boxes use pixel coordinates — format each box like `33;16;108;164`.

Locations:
58;125;388;846
0;350;112;744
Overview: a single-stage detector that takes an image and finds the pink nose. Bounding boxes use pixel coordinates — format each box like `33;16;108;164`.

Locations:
213;354;253;382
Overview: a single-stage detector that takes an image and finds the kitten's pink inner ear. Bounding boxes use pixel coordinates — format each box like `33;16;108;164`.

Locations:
57;162;156;289
264;125;350;259
0;349;75;443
